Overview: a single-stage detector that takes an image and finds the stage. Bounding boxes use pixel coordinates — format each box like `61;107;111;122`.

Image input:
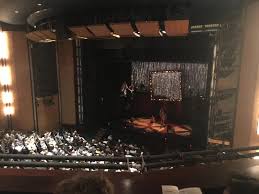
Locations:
105;118;192;154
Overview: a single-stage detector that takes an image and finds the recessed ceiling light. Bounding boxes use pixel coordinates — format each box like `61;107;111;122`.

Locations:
37;3;42;6
14;10;19;14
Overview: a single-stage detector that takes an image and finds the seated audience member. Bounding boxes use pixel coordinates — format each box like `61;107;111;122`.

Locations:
55;174;114;194
223;174;259;194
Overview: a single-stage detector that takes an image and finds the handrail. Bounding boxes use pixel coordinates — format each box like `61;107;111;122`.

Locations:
145;152;259;169
0;146;257;171
0;146;258;162
0;160;128;169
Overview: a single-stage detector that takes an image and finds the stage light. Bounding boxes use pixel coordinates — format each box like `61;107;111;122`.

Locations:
39;38;55;43
133;31;141;37
3;106;14;116
0;66;12;86
159;30;163;36
78;36;88;40
111;32;120;38
1;91;13;104
159;30;166;37
0;31;9;59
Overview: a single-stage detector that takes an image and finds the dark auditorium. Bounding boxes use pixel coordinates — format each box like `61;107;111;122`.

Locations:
0;0;259;194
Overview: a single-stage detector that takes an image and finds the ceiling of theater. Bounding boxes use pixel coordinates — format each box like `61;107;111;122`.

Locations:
0;0;242;25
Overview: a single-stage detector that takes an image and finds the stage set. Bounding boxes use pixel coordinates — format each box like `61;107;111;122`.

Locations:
77;32;214;153
2;0;259;194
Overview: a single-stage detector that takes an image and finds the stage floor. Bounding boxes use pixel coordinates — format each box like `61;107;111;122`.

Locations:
103;119;192;155
126;117;192;136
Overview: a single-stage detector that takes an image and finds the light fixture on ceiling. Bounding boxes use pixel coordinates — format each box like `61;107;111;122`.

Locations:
39;39;55;43
131;22;141;37
159;21;167;37
106;24;120;38
78;36;88;40
37;3;42;6
14;10;19;14
133;31;141;37
161;30;166;34
110;32;120;38
159;30;167;37
159;30;163;37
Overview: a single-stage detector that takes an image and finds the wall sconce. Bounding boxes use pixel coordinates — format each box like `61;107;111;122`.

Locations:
3;105;14;116
0;66;12;86
0;30;14;129
0;31;9;59
1;91;13;104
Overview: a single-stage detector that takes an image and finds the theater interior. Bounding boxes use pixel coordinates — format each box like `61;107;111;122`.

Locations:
0;0;259;194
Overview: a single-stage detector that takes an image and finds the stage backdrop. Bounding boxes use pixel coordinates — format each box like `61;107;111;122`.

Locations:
131;61;208;98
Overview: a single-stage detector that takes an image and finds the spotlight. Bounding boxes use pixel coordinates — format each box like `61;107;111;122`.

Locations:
159;30;167;37
159;30;163;37
37;3;42;6
106;24;120;38
158;21;167;37
133;31;141;37
14;10;19;14
110;32;120;38
39;39;55;43
78;36;88;40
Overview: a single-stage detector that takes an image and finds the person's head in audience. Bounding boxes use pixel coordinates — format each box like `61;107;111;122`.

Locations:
55;174;114;194
224;174;259;194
